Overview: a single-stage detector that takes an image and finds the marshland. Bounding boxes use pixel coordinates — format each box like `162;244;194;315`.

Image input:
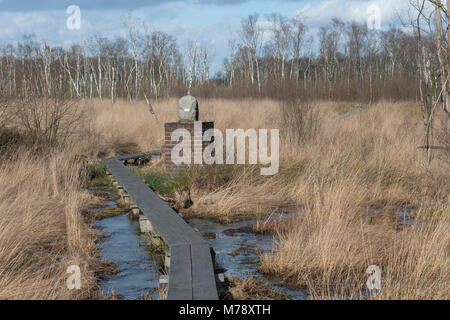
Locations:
0;0;448;300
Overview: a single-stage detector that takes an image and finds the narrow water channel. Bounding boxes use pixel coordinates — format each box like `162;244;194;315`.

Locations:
93;188;306;299
93;186;415;300
187;217;307;300
94;196;161;300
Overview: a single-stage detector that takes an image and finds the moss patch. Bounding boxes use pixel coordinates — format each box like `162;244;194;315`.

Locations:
133;169;189;195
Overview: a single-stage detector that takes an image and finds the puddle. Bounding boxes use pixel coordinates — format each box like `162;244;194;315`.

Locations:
395;205;415;226
187;217;307;300
104;200;118;208
330;106;369;121
94;193;161;300
368;205;415;226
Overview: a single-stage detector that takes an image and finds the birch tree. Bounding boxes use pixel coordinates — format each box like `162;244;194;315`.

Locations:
410;0;446;163
239;13;263;91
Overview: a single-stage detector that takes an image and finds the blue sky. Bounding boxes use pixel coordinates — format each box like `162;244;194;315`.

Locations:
0;0;410;73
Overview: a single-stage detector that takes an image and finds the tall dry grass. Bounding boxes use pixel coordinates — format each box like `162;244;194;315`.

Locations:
84;98;282;157
0;97;448;299
258;101;449;299
78;98;450;299
0;148;99;299
87;98;448;210
84;98;289;220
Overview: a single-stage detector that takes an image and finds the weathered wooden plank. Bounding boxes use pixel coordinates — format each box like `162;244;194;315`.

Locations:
114;150;163;161
104;159;205;246
191;243;218;300
104;157;218;300
167;244;193;300
105;159;183;244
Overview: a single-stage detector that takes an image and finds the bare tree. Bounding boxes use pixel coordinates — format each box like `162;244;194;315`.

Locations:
239;13;264;91
227;30;238;87
290;14;307;82
346;21;368;80
0;11;435;102
267;13;292;80
410;0;447;163
319;18;344;97
429;0;450;117
381;28;406;77
187;41;198;95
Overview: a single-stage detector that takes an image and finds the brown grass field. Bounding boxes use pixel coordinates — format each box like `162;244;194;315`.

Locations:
0;98;448;299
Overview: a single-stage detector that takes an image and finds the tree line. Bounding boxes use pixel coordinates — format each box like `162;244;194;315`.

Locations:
0;6;444;103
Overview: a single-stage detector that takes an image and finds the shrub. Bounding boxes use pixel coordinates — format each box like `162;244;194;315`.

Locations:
88;162;108;180
12;96;84;148
281;99;321;144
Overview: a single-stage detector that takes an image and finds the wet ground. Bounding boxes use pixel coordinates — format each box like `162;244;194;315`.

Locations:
367;204;416;226
94;198;161;300
393;205;415;226
187;217;307;300
93;189;306;300
92;185;414;300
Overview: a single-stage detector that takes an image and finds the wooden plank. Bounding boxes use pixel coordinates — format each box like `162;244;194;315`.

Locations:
167;244;193;300
104;159;205;246
191;243;218;300
104;157;218;300
105;158;181;245
114;150;163;161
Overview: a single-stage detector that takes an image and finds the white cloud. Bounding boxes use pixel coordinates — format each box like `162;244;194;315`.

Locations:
0;0;413;73
296;0;410;29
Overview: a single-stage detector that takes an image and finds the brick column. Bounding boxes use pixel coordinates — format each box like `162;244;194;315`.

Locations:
164;121;214;171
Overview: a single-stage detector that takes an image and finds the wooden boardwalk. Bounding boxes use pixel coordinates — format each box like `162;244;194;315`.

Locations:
104;152;218;300
110;150;163;162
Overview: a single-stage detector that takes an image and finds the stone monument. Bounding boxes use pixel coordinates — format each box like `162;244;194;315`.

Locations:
164;96;214;171
178;95;199;122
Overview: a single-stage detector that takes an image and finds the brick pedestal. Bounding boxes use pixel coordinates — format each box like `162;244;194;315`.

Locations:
164;121;214;171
